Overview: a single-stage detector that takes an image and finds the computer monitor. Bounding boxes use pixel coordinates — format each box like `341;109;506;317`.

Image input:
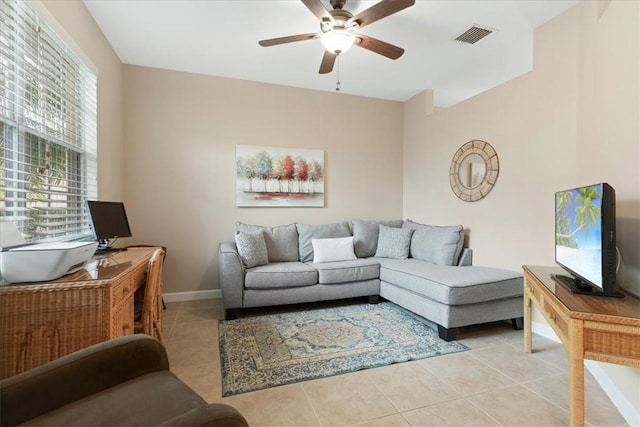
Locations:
86;200;132;252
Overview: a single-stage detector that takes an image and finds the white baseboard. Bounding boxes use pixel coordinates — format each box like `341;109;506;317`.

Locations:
162;289;221;302
532;320;639;426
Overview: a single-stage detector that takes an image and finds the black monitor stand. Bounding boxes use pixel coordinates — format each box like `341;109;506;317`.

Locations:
95;246;121;255
95;239;127;255
550;274;624;298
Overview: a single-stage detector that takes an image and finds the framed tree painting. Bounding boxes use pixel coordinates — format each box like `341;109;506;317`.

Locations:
236;145;325;207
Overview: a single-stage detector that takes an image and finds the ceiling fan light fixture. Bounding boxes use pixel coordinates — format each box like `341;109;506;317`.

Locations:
321;29;355;54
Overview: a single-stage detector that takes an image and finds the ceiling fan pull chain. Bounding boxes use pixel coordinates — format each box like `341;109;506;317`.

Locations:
335;55;341;91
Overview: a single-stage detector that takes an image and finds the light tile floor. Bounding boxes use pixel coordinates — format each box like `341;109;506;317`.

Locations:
163;299;629;427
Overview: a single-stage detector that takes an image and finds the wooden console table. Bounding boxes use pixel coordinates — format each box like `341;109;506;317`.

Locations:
523;265;640;426
0;247;159;379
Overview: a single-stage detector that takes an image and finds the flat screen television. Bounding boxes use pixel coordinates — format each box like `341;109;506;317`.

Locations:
86;200;132;252
554;182;623;298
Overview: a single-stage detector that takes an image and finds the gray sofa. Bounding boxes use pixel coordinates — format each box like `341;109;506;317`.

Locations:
219;219;523;341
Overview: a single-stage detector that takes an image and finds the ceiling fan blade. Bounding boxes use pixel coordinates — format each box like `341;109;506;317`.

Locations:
350;0;415;28
301;0;331;21
259;33;319;47
356;34;405;60
319;51;336;74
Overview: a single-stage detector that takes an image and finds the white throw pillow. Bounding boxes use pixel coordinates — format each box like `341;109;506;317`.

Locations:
312;236;357;263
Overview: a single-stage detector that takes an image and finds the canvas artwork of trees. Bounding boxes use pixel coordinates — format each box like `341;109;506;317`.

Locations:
236;145;324;207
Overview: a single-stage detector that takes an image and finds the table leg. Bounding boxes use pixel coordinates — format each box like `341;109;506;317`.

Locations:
569;322;585;427
524;286;532;353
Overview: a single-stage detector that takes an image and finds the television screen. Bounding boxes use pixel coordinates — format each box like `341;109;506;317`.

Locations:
86;200;132;242
554;183;619;297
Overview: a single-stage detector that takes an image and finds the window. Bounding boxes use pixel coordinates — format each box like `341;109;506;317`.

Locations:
1;0;97;242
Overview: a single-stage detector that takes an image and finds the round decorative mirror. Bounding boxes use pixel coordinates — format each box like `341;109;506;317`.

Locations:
449;140;499;202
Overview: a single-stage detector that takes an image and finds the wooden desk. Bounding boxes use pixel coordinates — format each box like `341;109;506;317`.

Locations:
0;247;158;379
523;265;640;426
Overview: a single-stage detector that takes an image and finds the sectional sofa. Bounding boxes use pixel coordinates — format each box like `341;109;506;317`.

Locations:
218;219;524;341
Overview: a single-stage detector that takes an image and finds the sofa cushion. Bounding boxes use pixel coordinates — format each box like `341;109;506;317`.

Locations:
351;219;403;258
236;222;298;262
244;262;318;289
307;258;380;284
296;222;351;262
312;237;357;263
21;371;206;427
234;230;268;268
376;258;523;305
375;225;413;260
402;220;464;266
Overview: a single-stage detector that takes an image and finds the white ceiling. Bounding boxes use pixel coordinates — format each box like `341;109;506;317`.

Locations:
83;0;577;107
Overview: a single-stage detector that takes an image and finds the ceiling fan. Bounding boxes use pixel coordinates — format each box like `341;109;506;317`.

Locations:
258;0;415;75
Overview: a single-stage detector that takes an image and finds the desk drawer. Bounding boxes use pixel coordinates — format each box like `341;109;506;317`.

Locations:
133;263;147;287
111;298;134;337
543;298;569;342
111;276;134;307
525;281;542;305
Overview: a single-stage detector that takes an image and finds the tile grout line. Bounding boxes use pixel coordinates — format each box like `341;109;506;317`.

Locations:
466;397;506;427
519;373;572;416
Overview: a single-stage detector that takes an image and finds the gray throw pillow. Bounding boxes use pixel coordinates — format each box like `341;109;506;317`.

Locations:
374;225;414;260
296;222;351;262
236;222;298;262
402;220;464;266
235;230;268;268
351;219;404;258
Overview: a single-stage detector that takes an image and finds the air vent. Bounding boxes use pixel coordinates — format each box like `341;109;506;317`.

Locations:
455;26;493;44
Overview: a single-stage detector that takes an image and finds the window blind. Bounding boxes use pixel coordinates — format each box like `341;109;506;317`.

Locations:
0;0;97;242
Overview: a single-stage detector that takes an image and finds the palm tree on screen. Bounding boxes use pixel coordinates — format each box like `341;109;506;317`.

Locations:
575;187;601;236
556;186;601;246
556;190;574;247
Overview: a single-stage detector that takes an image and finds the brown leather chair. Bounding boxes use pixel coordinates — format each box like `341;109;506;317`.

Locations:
0;335;248;427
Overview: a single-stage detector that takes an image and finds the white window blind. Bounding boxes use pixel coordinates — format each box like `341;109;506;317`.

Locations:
0;0;97;242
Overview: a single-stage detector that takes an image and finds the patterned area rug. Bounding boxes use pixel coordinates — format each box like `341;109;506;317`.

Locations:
219;301;468;396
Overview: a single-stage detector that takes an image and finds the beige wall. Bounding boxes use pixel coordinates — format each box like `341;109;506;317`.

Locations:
41;0;125;202
403;0;639;420
122;67;404;295
576;0;640;292
404;0;639;297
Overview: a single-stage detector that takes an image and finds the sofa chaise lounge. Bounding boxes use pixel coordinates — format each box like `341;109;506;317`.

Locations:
219;219;524;341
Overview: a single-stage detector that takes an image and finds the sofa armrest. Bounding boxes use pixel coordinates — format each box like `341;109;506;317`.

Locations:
219;241;245;311
159;403;249;427
458;248;473;266
0;335;168;427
